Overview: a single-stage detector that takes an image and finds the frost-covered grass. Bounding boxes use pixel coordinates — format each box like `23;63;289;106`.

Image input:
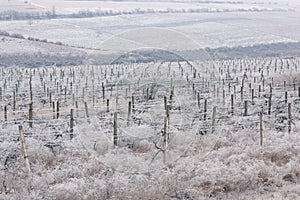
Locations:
1;8;299;51
0;57;300;199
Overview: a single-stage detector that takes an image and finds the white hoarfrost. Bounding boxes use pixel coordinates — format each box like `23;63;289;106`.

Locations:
0;57;300;199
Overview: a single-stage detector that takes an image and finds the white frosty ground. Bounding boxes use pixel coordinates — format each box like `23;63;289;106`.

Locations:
1;0;300;52
0;57;300;199
1;119;300;199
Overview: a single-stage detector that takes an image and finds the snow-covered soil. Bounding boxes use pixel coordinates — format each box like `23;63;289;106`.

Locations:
0;56;300;199
0;0;299;52
6;0;292;15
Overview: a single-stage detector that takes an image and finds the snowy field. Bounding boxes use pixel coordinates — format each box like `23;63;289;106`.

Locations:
1;11;299;52
0;0;300;54
0;56;300;199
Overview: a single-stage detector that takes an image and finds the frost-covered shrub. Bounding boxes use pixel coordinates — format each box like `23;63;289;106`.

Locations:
132;139;152;153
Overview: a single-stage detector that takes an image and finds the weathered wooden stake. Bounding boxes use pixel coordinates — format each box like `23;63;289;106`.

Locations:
64;86;67;102
4;105;7;121
131;96;135;109
231;94;234;115
204;99;207;121
102;82;105;101
285;91;288;104
260;112;264;147
106;99;110;112
163;116;169;164
56;101;59;119
268;85;272;115
127;101;132;126
70;109;74;140
49;92;52;107
29;76;33;102
223;90;225;106
244;101;248;116
85;102;89;118
146;88;149;100
211;106;217;133
52;101;55;119
288;103;291;133
29;103;33;128
13;91;16;111
197;92;200;109
240;86;244;101
114;112;118;147
164;96;167;111
19;125;31;173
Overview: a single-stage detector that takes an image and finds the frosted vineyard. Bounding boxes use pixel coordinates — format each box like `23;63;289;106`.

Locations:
1;57;300;199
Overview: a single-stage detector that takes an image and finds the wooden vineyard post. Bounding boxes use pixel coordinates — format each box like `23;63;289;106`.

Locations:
146;88;149;100
102;82;105;102
260;112;264;147
288;103;291;133
70;109;74;140
285;91;288;104
106;99;110;112
29;76;33;102
223;90;225;106
52;102;55;119
64;86;67;102
204;99;207;121
231;94;234;115
92;80;95;107
211;106;217;133
298;87;300;98
241;86;244;101
115;94;119;108
131;96;135;109
110;85;113;98
4;105;7;121
19;125;31;174
166;104;170;124
29;103;33;128
72;94;75;106
268;84;272;115
49;92;52;107
164;96;167;111
127;101;131;126
114;112;118;147
0;87;2;101
197;92;200;109
56;101;59;119
244;100;248;116
84;102;89;118
163;116;169;164
82;87;85;102
13;91;16;111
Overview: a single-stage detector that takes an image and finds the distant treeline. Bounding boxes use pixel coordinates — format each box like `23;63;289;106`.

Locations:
204;42;300;60
1;41;299;67
0;30;63;45
93;42;300;65
0;6;286;21
0;10;55;21
0;53;86;67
